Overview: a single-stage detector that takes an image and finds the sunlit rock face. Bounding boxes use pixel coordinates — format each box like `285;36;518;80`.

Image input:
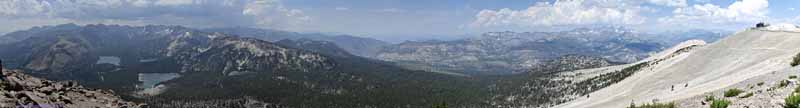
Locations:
25;36;92;72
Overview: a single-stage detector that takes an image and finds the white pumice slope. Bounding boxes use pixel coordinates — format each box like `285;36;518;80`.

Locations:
556;29;800;108
556;40;707;82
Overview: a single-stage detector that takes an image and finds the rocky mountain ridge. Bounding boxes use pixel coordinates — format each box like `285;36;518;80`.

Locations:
1;69;141;108
203;27;390;57
0;24;492;107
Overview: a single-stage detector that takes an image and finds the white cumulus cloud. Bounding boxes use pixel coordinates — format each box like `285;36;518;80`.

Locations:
648;0;687;7
658;0;769;26
0;0;310;29
470;0;647;28
153;0;196;6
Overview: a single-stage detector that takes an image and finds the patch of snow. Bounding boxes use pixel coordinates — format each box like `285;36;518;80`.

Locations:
227;71;255;76
274;76;287;80
207;33;220;39
138;58;158;63
96;56;121;66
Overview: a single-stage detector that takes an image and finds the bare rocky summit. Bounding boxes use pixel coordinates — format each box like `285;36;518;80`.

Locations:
0;69;141;108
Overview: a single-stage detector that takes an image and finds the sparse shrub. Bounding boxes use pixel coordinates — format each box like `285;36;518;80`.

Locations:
575;62;650;95
432;102;448;108
758;82;765;86
780;80;791;88
704;95;715;102
795;86;800;93
710;99;731;108
724;89;745;97
791;75;798;79
739;92;753;98
792;52;800;67
785;93;800;108
627;102;676;108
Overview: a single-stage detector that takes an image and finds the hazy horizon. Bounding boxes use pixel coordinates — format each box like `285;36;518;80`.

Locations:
1;0;797;39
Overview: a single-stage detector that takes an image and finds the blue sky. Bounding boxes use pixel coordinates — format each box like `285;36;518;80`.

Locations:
0;0;798;40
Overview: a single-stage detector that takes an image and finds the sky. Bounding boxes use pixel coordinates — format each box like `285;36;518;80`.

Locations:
0;0;799;40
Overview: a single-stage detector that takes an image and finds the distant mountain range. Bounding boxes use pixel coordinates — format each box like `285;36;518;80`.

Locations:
201;27;731;75
0;24;735;107
376;27;674;75
0;24;490;107
653;29;731;45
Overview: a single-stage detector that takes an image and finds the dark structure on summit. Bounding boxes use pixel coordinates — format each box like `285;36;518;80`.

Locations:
756;22;769;28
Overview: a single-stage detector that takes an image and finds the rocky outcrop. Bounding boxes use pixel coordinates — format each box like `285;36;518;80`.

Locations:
0;69;141;108
25;36;92;72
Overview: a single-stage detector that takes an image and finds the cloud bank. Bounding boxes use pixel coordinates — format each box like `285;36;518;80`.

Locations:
658;0;769;26
0;0;310;29
470;0;771;30
648;0;688;7
470;0;648;28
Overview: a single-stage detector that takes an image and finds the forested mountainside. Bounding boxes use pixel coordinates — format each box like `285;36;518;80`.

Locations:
0;24;490;107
